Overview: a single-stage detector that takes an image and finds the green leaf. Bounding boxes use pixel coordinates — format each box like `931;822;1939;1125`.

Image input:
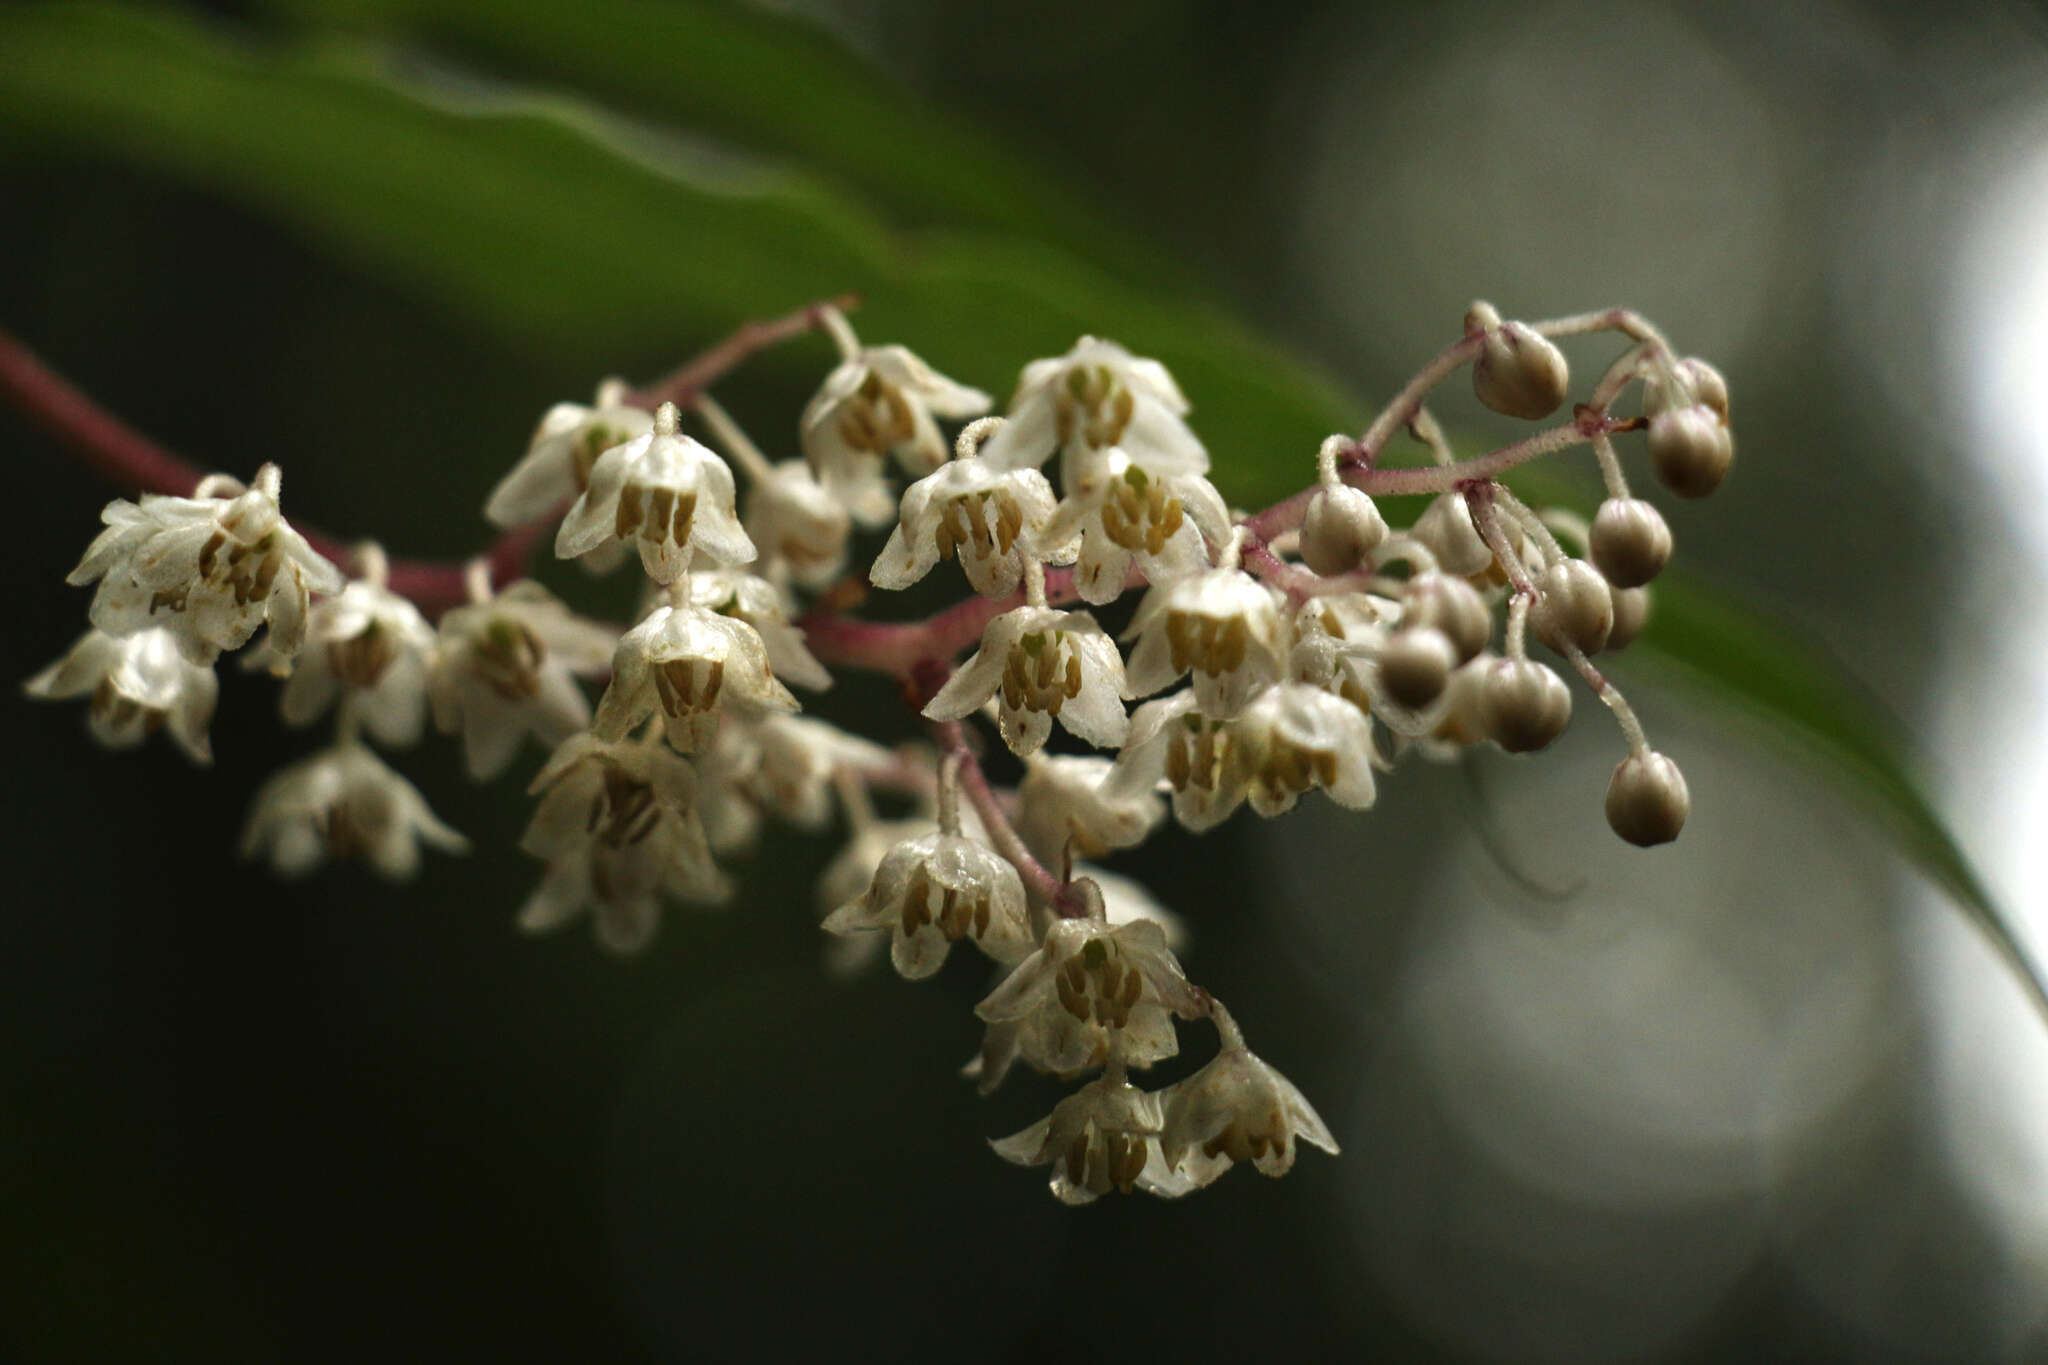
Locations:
0;3;2036;1017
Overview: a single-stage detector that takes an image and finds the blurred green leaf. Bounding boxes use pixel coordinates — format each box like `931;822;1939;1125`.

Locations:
0;2;2036;1015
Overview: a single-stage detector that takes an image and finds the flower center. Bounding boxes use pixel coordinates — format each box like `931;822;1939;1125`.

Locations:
472;616;546;700
1054;935;1146;1028
615;481;698;552
834;371;915;454
652;656;726;719
1164;609;1250;678
897;861;993;941
1099;465;1184;555
195;527;284;607
589;766;662;848
329;618;397;688
1067;1124;1149;1195
1056;364;1134;449
1164;712;1232;796
1000;631;1083;718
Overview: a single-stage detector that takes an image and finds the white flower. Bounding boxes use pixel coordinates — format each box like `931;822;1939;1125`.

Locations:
24;627;219;764
593;604;799;754
743;459;852;591
1158;1015;1338;1188
1108;693;1244;831
816;815;936;978
683;568;832;693
1122;568;1288;718
822;830;1032;979
428;581;617;780
485;379;653;528
977;337;1206;504
517;734;728;955
976;909;1201;1076
743;715;893;830
69;464;344;663
1039;450;1231;606
990;1074;1193;1205
555;403;754;582
249;579;436;749
870;457;1057;599
1014;754;1164;866
239;743;467;880
922;605;1129;757
801;343;990;526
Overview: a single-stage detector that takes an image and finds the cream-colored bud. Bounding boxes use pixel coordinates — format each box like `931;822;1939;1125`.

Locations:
1378;627;1458;709
1531;560;1614;654
1400;572;1491;662
1300;485;1387;577
1411;493;1493;576
1605;750;1689;846
1606;585;1651;651
1644;356;1729;424
1648;406;1733;499
1589;498;1672;588
1478;658;1571;753
1472;314;1571;421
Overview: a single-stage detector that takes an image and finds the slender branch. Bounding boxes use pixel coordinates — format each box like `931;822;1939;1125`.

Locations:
3;295;857;614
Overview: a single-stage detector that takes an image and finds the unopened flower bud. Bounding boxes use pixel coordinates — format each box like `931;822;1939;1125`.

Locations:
1606;586;1651;651
1644;356;1729;424
1400;572;1491;661
1648;406;1733;499
1531;560;1614;654
1411;492;1493;577
1478;658;1571;753
1300;485;1387;576
1605;750;1689;846
1589;498;1672;588
1468;301;1570;420
1378;627;1458;709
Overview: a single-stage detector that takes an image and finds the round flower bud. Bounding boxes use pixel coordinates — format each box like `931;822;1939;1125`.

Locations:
1300;484;1388;577
1530;560;1614;655
1411;492;1494;577
1588;498;1672;588
1478;658;1571;753
1470;307;1571;421
1432;654;1494;748
1606;586;1651;651
1644;356;1729;424
1648;406;1733;499
1605;750;1689;846
1400;572;1491;662
1377;627;1458;710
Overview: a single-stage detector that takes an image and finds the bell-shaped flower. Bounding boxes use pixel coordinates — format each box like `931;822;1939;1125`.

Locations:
976;906;1201;1076
240;743;467;880
1014;753;1164;866
1108;692;1245;832
1122;568;1288;718
870;457;1058;599
516;734;728;955
248;577;436;749
1158;1010;1338;1188
1040;450;1230;606
555;403;754;583
485;379;653;528
801;342;990;526
25;626;219;765
743;459;851;591
743;715;893;831
990;1072;1194;1205
922;605;1129;757
682;568;831;693
70;464;344;663
428;581;617;780
823;829;1031;979
977;337;1206;506
593;603;798;754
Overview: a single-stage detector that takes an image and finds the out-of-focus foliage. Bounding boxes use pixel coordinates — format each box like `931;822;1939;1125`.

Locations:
0;0;2032;1011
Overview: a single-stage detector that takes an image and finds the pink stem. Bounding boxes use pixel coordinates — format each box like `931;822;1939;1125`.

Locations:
929;717;1063;907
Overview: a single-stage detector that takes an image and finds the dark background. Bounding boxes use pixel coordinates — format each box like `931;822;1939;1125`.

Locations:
5;1;2048;1360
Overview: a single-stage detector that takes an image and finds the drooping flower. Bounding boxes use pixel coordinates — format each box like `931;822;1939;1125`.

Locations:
1038;449;1231;606
976;906;1201;1076
69;464;344;663
592;603;799;754
743;459;852;591
922;605;1129;756
1122;567;1288;718
1156;1009;1338;1189
990;1072;1193;1205
248;577;436;749
239;743;467;880
1013;753;1165;866
24;626;219;765
742;715;894;831
516;734;728;955
977;337;1206;505
682;567;832;693
870;456;1058;599
428;581;618;780
554;403;754;583
801;341;991;526
822;828;1032;979
485;379;653;528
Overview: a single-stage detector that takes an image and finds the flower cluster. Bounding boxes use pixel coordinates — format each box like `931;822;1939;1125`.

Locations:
28;297;1725;1203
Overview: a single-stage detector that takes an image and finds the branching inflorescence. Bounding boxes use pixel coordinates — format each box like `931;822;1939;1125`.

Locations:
16;296;1730;1204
